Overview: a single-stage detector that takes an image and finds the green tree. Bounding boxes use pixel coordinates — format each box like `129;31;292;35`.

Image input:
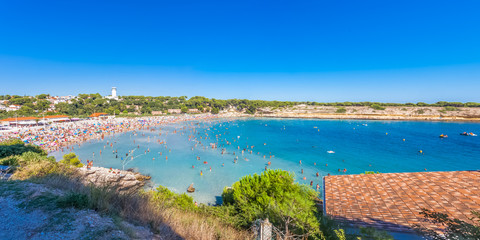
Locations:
36;94;49;99
414;209;480;239
222;169;320;237
211;107;219;114
60;153;83;167
181;106;188;113
18;105;34;115
370;104;385;110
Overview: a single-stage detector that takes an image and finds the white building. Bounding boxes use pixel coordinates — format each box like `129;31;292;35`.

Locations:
6;105;21;112
105;87;118;100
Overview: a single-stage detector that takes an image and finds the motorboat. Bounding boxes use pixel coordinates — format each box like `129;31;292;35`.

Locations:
460;132;477;136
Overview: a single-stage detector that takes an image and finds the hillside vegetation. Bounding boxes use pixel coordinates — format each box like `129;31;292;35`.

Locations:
1;93;480;119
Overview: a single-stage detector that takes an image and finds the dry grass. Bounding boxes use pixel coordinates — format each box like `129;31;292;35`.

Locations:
33;171;252;240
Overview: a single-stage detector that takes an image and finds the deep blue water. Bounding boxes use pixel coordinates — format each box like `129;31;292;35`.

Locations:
51;118;480;204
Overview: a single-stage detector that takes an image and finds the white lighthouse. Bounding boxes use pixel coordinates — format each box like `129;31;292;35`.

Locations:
111;87;117;98
106;87;118;100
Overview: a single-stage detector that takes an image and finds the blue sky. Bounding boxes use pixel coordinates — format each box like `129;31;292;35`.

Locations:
1;0;479;102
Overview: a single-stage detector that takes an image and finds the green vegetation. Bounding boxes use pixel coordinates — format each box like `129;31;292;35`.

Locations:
152;186;196;211
336;107;347;113
222;169;320;237
0;139;45;159
57;192;90;209
444;106;458;111
416;109;425;115
414;209;480;239
1;93;480;119
370;104;385;110
60;152;84;167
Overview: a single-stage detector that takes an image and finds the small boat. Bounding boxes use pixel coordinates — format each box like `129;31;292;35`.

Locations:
460;132;478;136
327;150;335;154
439;134;448;138
187;183;195;193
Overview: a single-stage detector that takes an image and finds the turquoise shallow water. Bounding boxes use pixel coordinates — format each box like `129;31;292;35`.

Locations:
51;118;480;204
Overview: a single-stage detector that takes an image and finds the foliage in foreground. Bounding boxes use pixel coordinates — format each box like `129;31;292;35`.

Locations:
60;152;84;167
0;139;46;159
414;209;480;240
222;169;321;238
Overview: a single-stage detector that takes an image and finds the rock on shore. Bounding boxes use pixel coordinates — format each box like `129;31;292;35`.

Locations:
77;167;150;191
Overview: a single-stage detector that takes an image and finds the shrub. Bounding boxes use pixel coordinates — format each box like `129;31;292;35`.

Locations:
416;109;425;115
58;192;90;209
0;151;56;173
336;107;346;113
370;104;385;110
0;156;19;166
444;106;458;111
60;153;84;167
222;169;320;237
152;186;196;211
0;139;46;159
11;161;62;180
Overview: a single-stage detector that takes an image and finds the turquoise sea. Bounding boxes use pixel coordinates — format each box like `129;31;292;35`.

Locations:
51;118;480;204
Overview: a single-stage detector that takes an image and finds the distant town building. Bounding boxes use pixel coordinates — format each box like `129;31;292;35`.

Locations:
47;95;75;104
0;116;38;126
167;109;182;114
0;115;72;127
7;105;21;112
105;87;118;100
151;111;164;115
188;109;200;113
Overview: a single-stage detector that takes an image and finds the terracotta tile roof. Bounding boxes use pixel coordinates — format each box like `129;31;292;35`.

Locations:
324;171;480;233
43;115;69;119
0;116;39;122
1;115;70;122
89;113;108;117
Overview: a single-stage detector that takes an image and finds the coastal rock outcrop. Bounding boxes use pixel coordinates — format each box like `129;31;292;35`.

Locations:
77;167;150;191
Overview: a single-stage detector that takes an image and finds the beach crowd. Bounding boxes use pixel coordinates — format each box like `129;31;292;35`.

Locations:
0;114;217;153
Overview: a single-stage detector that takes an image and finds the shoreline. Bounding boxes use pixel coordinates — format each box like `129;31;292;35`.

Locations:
253;113;480;122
